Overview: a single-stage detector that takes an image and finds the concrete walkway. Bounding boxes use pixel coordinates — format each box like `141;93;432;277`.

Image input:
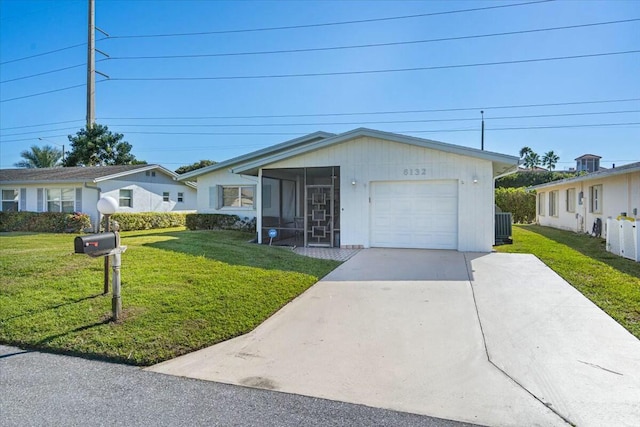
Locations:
293;246;360;261
148;249;640;427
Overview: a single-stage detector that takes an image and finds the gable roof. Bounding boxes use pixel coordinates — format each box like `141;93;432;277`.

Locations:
575;154;602;160
0;164;196;188
230;128;518;176
530;162;640;190
176;131;335;180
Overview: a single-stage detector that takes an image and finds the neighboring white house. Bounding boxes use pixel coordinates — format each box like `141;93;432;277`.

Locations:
178;128;519;252
530;162;640;238
0;164;197;230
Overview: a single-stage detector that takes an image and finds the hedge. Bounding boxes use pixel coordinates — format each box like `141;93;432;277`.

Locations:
100;212;187;231
495;187;536;224
0;211;91;233
496;171;579;188
186;214;256;232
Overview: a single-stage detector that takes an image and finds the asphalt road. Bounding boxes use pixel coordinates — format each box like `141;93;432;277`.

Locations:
0;345;478;427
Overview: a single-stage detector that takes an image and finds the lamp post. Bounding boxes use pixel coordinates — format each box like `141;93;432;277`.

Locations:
97;196;117;295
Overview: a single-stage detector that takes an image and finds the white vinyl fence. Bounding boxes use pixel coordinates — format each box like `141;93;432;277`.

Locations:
606;218;640;262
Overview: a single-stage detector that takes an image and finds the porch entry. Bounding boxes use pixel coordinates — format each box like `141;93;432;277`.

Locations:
261;167;340;247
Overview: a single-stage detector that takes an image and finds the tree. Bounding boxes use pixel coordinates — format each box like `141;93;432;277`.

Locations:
523;152;541;170
64;124;143;166
519;146;533;159
14;145;62;168
175;160;217;175
542;150;560;171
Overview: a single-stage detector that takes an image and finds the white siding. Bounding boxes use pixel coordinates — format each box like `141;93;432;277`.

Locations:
99;170;197;214
3;170;197;231
537;170;640;238
194;169;259;219
261;136;495;252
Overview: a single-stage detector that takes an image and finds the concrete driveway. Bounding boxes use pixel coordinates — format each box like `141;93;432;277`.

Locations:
149;249;640;427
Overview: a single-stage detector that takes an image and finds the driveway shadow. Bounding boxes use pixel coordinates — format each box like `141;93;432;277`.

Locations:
322;249;487;282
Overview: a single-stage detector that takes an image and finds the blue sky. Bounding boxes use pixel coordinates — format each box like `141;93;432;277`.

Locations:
1;0;638;170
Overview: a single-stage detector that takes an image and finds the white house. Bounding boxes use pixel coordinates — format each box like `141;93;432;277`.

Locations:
530;162;640;238
178;128;519;252
0;164;197;230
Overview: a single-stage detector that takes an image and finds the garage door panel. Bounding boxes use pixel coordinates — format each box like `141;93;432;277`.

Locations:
371;181;458;249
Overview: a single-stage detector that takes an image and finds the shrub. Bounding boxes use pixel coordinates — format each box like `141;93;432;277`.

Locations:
100;212;187;231
186;214;256;232
495;187;536;224
496;171;579;188
0;211;91;233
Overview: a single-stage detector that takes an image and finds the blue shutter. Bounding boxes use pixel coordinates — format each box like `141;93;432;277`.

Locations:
37;188;44;212
75;188;82;212
20;188;26;211
208;186;215;209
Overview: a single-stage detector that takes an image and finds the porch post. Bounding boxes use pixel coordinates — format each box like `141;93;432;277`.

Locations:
256;169;263;244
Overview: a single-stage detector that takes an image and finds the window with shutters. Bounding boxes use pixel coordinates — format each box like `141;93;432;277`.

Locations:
46;188;75;213
223;186;254;208
589;185;603;214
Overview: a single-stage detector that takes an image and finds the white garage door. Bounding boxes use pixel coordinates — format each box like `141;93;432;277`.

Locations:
370;180;458;249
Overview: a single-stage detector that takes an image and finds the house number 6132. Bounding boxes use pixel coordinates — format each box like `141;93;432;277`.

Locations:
404;168;426;176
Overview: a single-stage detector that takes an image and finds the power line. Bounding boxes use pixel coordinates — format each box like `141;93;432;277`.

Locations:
0;37;107;66
0;58;108;84
0;2;549;65
0;42;85;66
0;84;86;103
0;126;84;138
108;18;640;61
0;79;107;103
110;50;640;81
97;110;639;129
105;122;640;136
0;119;84;131
0;63;86;84
109;0;552;39
4;98;637;133
1;122;638;144
5;109;636;138
99;98;640;120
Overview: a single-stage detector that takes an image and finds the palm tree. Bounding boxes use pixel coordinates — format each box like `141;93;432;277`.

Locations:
14;145;62;168
542;150;560;171
523;152;541;170
519;146;533;159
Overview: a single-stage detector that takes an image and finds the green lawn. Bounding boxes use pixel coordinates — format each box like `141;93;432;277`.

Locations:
0;228;339;365
495;225;640;339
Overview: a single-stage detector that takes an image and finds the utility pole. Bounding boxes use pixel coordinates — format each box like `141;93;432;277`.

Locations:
87;0;95;129
480;110;485;151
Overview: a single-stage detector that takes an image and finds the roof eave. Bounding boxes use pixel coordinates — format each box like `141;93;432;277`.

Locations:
93;164;168;182
0;178;94;185
529;164;640;190
176;131;336;181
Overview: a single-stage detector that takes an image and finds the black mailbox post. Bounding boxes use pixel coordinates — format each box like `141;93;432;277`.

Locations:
74;232;118;256
74;228;126;321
